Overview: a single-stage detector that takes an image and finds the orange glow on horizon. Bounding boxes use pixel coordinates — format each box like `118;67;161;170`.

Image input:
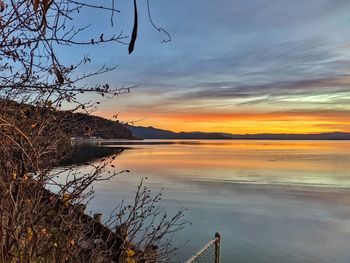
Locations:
93;109;350;135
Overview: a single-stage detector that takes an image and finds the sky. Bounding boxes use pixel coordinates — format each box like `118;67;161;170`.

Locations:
65;0;350;134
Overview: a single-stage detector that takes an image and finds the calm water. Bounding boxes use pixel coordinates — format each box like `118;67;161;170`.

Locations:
84;140;350;262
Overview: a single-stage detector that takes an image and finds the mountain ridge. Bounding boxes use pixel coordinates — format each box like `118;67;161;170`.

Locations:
0;100;135;139
127;125;350;140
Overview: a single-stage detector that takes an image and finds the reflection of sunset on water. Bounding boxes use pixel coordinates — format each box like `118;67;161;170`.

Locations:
87;140;350;262
110;140;350;188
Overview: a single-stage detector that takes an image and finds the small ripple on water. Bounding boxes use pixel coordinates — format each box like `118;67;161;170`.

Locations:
229;241;337;263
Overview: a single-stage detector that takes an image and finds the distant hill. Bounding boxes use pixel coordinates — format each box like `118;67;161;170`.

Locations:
127;125;350;140
0;100;134;139
127;125;231;139
64;112;134;139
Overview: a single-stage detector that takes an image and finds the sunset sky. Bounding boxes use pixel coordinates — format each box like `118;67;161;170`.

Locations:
69;0;350;134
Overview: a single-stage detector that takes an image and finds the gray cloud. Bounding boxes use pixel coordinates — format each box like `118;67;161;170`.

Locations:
83;0;350;118
172;76;350;101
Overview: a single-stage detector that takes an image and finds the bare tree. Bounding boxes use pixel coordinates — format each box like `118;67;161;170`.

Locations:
0;1;184;262
105;178;187;263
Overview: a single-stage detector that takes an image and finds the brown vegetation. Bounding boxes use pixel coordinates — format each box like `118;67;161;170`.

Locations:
0;1;184;262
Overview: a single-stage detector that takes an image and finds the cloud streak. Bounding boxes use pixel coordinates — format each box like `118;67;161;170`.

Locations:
87;0;350;133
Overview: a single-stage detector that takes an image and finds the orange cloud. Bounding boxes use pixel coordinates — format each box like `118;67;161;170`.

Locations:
94;109;350;134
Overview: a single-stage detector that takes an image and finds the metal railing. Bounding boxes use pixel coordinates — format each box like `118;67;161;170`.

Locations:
184;232;221;263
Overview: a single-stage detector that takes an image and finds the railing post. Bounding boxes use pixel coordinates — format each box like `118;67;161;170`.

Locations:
215;232;221;263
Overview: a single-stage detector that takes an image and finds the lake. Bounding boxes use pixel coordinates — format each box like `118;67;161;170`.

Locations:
80;140;350;263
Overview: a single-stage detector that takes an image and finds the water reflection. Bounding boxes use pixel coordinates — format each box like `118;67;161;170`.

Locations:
61;145;123;166
80;140;350;262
